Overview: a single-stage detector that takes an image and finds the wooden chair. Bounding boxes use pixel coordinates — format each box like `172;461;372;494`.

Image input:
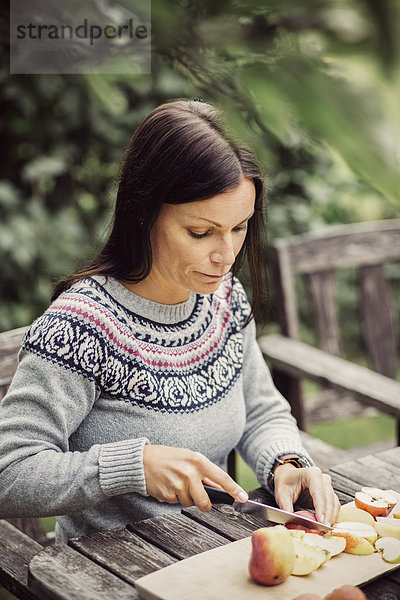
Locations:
258;219;400;443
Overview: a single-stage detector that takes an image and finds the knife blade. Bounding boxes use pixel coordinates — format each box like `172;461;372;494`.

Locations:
203;485;332;532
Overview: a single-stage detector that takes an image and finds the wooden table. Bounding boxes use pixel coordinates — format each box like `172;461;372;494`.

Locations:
28;447;400;600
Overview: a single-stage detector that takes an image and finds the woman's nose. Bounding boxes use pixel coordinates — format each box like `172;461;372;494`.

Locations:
210;237;236;264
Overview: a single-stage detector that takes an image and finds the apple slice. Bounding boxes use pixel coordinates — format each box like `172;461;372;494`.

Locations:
302;532;346;557
332;521;377;544
291;538;329;576
393;511;400;519
374;521;400;540
355;491;390;517
336;504;375;527
332;522;376;554
375;536;400;563
376;516;400;526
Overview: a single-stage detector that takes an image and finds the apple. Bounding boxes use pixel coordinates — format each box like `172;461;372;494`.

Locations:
302;532;346;557
375;536;400;563
375;516;400;526
289;529;306;539
332;522;377;544
354;487;397;518
336;504;375;527
324;584;367;599
285;510;324;536
291;538;329;576
374;521;400;540
355;491;390;518
332;522;376;554
361;487;397;511
248;525;295;585
291;594;323;599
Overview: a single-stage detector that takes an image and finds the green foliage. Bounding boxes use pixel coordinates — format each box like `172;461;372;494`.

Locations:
309;413;396;450
1;0;399;333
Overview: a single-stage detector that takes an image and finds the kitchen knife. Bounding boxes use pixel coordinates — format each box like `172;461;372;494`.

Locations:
203;485;333;532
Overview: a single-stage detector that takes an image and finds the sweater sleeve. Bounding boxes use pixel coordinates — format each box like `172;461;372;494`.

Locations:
232;288;313;493
0;317;149;520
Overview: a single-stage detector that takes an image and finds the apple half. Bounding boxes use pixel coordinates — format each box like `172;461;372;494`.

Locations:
248;525;295;585
355;488;397;518
375;536;400;563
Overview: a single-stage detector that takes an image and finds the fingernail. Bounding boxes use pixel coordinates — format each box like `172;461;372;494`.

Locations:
238;491;248;502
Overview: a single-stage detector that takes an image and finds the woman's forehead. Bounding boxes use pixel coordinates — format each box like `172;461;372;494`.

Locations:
165;179;256;223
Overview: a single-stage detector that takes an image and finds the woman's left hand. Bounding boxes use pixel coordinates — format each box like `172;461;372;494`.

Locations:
273;464;341;526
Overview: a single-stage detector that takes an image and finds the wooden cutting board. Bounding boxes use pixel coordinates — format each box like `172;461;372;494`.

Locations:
135;536;400;600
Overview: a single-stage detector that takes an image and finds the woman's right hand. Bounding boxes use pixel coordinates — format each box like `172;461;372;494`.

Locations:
143;444;248;511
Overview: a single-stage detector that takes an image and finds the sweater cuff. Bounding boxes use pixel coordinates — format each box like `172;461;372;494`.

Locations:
256;440;314;495
98;438;150;497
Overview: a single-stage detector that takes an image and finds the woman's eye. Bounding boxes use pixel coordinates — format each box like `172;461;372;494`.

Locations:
189;230;209;239
234;225;248;232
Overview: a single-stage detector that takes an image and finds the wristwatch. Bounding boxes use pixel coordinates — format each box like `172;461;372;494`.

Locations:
268;454;310;490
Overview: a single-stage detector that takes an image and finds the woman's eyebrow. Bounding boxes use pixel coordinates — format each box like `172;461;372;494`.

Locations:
188;210;255;228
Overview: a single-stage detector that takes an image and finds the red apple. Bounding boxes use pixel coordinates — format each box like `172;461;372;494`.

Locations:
249;525;295;585
285;510;324;535
325;584;367;599
292;594;323;600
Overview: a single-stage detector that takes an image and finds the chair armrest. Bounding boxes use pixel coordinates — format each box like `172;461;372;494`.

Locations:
258;334;400;418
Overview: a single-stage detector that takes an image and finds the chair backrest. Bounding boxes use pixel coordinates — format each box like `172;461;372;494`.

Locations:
0;325;29;400
269;219;400;378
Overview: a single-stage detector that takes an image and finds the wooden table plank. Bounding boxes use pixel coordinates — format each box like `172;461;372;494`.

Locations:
29;543;139;600
69;527;177;585
181;504;271;540
374;447;400;467
127;513;230;560
362;578;400;600
0;520;43;600
330;456;400;491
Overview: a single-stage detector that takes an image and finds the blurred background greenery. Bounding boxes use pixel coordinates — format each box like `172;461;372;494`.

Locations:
0;4;400;596
1;0;399;334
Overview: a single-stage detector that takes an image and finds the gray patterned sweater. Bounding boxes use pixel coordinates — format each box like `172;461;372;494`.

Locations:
0;275;312;542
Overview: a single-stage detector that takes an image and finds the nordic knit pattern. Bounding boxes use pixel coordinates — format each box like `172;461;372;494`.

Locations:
23;276;247;413
0;275;313;542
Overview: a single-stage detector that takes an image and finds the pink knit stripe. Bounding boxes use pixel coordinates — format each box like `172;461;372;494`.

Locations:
50;295;231;367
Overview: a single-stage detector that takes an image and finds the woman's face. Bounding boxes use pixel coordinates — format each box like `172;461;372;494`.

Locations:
139;177;256;304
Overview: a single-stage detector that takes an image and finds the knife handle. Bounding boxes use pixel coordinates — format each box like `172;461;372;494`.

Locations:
203;484;235;505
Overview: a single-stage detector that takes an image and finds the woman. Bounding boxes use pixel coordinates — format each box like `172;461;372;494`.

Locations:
0;99;340;542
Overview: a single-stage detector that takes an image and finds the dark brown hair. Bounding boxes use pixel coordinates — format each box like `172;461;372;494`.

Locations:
52;98;267;322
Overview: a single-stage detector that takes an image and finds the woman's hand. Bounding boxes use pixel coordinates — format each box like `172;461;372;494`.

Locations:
273;464;341;526
143;444;248;511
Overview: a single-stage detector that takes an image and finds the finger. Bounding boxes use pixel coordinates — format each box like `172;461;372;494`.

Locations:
202;477;224;491
303;468;332;524
201;461;248;503
274;487;295;514
212;474;248;503
189;478;213;512
175;482;195;508
321;475;341;525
